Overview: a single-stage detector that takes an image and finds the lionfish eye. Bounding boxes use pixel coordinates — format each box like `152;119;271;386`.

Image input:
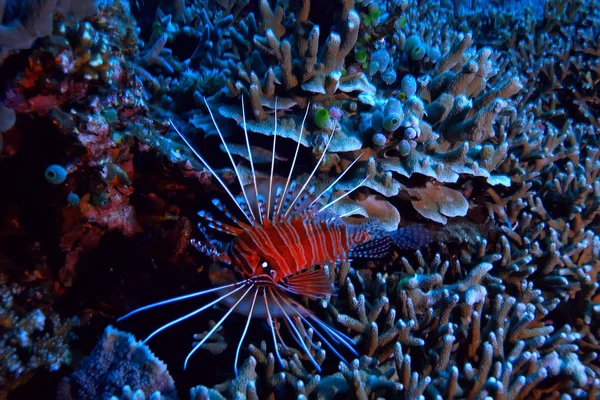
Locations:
261;261;277;278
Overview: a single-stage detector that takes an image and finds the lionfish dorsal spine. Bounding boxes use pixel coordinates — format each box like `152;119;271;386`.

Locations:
241;95;261;225
318;175;369;214
267;97;278;221
308;151;365;210
283;127;335;220
203;97;257;225
169;117;254;227
272;185;284;220
276;102;310;219
257;193;267;222
277;180;297;222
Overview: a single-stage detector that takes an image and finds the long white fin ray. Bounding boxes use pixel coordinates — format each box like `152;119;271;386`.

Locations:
170;119;253;226
184;284;255;370
277;103;311;219
241;96;262;224
283;127;335;219
203;97;257;225
267;97;278;220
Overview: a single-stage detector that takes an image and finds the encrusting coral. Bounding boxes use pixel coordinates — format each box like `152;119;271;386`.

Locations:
57;325;177;400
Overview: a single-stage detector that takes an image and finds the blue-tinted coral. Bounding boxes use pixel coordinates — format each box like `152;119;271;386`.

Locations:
57;326;177;400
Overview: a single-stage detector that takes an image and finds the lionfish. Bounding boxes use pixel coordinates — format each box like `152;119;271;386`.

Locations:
119;96;433;375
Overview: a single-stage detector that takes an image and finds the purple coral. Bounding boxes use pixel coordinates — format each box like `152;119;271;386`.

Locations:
57;326;177;400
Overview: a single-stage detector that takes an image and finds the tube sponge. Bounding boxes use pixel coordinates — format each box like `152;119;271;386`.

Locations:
45;164;68;185
314;108;330;129
368;49;390;75
401;74;417;97
383;114;401;131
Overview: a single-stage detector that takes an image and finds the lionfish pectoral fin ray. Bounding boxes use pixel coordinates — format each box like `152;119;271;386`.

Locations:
264;290;285;368
169;119;254;226
282;269;335;300
184;284;256;370
274;287;351;364
203;97;258;224
277;289;356;352
143;282;250;344
235;286;259;377
308;314;359;357
277;102;310;219
268;288;322;372
117;281;243;321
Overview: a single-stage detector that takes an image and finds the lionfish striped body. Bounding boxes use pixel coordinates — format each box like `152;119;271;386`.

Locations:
119;96;432;375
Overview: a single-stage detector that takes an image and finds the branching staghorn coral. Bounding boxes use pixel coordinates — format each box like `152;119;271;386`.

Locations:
225;0;369;112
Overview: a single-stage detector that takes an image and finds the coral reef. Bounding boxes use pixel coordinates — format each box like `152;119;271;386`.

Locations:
0;0;598;399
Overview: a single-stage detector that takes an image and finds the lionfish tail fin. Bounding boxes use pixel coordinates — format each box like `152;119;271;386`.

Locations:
281;268;335;299
390;224;436;250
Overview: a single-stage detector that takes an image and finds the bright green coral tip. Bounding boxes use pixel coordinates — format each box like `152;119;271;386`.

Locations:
368;4;380;19
314;108;330;129
355;49;368;63
363;14;372;27
399;16;407;29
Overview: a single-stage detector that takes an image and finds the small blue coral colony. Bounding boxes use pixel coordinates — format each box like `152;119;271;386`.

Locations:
0;0;598;399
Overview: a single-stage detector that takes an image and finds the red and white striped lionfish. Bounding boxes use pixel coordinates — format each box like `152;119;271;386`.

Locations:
119;96;433;375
